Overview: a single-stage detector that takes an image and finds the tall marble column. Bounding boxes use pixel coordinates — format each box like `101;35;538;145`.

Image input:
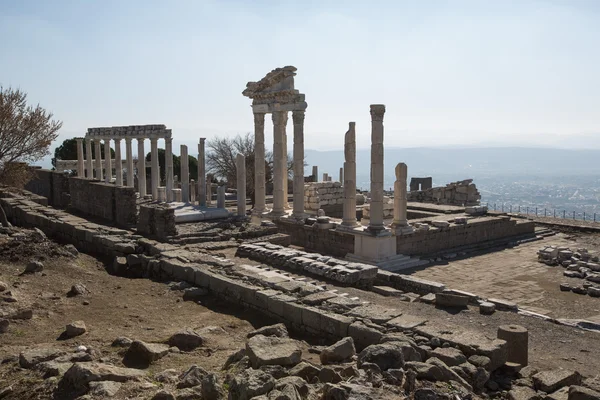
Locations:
165;138;174;202
76;138;84;177
217;186;226;208
271;111;287;216
125;138;134;187
114;138;123;186
198;138;206;207
137;138;147;197
150;137;159;199
367;104;386;233
95;140;103;181
104;139;112;184
292;110;305;219
253;113;266;214
392;162;408;228
342;122;358;227
312;166;318;182
236;153;246;216
85;138;93;179
283;129;289;209
180;144;189;202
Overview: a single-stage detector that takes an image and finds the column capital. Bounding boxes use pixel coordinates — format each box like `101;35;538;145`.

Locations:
165;137;173;144
199;137;206;144
292;110;305;125
370;104;386;122
125;137;132;143
114;137;122;143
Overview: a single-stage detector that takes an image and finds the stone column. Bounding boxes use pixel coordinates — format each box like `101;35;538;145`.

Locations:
236;153;246;216
76;138;84;177
368;104;386;233
342;122;358;227
217;185;226;208
104;139;112;183
271;111;287;216
206;174;213;206
125;138;134;187
292;110;305;219
323;173;328;182
312;166;318;182
180;144;189;202
198;138;206;207
283;128;289;209
85;138;93;179
253;113;266;214
392;163;408;227
339;167;343;184
95;140;103;181
165;138;174;202
114;138;123;186
150;137;159;199
137;138;147;197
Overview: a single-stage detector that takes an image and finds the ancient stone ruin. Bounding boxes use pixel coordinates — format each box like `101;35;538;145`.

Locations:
407;178;481;206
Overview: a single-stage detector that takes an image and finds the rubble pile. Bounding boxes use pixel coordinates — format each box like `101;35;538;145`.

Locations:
538;246;600;297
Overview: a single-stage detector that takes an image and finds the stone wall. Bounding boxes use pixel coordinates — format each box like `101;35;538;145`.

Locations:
304;182;344;217
409;177;432;192
362;196;393;220
396;216;535;256
69;177;137;227
137;203;177;239
407;179;481;206
24;168;70;208
274;219;354;258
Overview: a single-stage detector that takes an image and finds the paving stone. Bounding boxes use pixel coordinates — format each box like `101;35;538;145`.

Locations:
533;370;582;393
346;304;402;324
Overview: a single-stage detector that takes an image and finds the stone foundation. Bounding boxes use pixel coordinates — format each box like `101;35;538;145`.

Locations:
304;182;344;217
274;219;354;258
137;203;177;239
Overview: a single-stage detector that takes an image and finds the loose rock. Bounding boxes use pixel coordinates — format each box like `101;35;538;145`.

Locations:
320;337;356;365
167;329;205;351
246;334;302;368
23;260;44;274
123;340;170;368
65;321;87;338
247;323;289;339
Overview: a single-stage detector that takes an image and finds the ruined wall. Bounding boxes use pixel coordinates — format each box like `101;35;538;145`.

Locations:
409;177;432;192
274;219;354;258
362;196;393;220
24;169;71;208
69;177;137;227
396;216;535;256
407;179;481;206
137;203;177;239
51;172;71;208
304;182;344;217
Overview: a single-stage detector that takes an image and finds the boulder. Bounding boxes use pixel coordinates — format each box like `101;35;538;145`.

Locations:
429;347;467;367
508;385;542;400
468;355;492;371
247;323;289;339
569;386;600;400
533;370;582;393
246;335;302;368
319;367;342;384
320;337;356;364
35;360;73;378
123;340;170;368
405;361;446;381
275;376;311;398
177;365;208;389
154;369;179;384
201;373;226;400
111;337;133;347
167;329;205;351
268;383;302;400
357;342;405;371
19;348;66;369
23;261;43;274
288;361;321;381
67;283;89;297
89;381;122;397
228;368;275;400
57;362;145;397
65;321;87;338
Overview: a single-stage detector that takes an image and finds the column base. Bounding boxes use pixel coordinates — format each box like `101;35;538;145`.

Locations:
392;224;415;235
351;230;396;264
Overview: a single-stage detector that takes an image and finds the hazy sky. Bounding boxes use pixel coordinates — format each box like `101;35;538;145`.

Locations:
1;0;599;162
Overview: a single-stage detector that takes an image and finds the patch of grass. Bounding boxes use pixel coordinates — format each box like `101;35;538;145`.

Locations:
13;329;25;337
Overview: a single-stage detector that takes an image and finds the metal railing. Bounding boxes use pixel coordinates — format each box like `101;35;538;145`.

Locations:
485;203;598;222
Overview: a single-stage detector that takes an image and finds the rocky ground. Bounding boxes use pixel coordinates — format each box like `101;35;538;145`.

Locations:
1;225;600;400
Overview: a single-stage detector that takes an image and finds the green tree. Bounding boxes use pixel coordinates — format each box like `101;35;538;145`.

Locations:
145;149;198;183
52;137;114;169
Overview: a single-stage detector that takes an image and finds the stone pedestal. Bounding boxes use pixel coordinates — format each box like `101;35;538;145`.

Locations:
114;138;123;186
157;186;166;202
292;110;305;219
85;139;93;179
198;138;206;207
236;153;246;216
497;325;528;367
150;138;159;199
367;104;386;233
217;186;226;208
95;140;103;181
76;138;84;177
172;188;182;202
104;139;112;183
352;230;397;264
165;138;174;202
253;114;266;214
341;122;358;228
125;138;134;186
137;138;147;197
180;144;189;203
271;111;287;216
312;166;318;182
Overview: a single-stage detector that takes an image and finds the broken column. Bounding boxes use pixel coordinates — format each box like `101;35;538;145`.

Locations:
323;173;328;182
236;153;246;216
312;166;318;182
94;140;103;181
85;138;93;179
198;138;206;207
165;138;174;202
104;139;112;183
137;138;147;197
114;138;123;186
253;113;266;214
181;144;189;203
206;174;213;206
217;185;226;208
392;162;408;229
150;137;159;199
271;111;287;216
497;325;528;367
292;110;305;219
339;167;343;184
367;104;386;233
341;122;358;228
125;138;134;187
76;138;84;177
